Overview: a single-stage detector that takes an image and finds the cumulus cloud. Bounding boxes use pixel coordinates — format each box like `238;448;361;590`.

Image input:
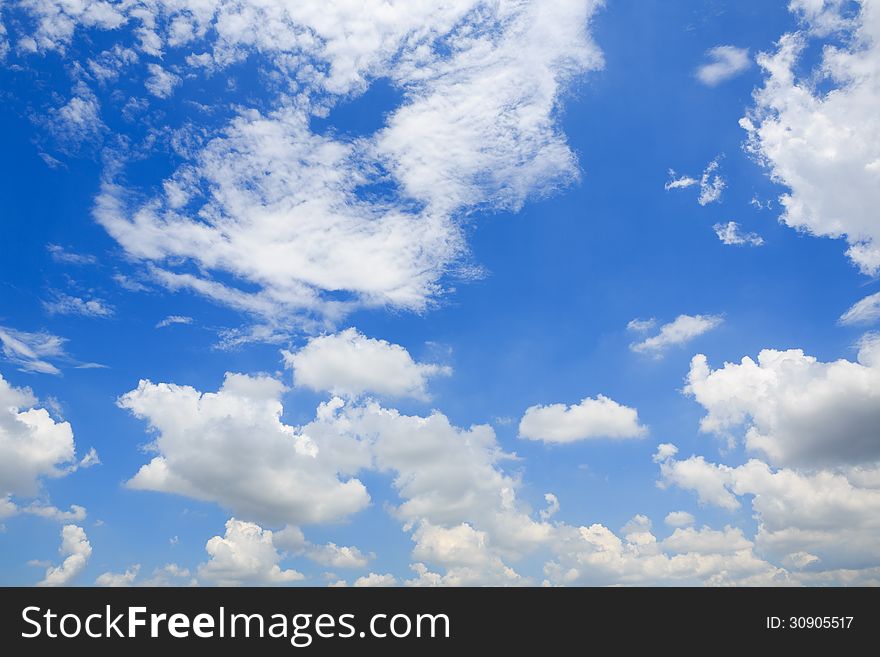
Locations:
741;0;880;274
685;336;880;467
696;45;751;86
37;524;91;586
518;395;647;443
283;328;450;399
839;291;880;325
657;449;880;570
120;373;371;526
713;221;764;246
197;518;304;586
0;373;80;498
630;314;723;356
353;572;397;587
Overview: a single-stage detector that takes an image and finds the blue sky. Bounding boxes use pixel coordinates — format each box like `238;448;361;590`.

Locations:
1;0;879;586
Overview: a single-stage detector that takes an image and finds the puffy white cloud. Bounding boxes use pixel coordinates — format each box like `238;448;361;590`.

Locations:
37;524;92;586
713;221;764;246
685;336;880;467
664;511;695;527
839;292;880;325
696;45;751;86
630;314;723;356
353;572;397;587
198;518;304;586
119;373;371;526
518;395;647;443
741;0;880;274
658;450;880;570
283;328;449;399
95;565;140;587
543;518;787;586
0;373;79;498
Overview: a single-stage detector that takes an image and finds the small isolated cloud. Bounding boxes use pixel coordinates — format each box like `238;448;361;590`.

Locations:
664;158;726;205
46;244;97;266
664;171;698;191
631;314;723;356
839;292;880;326
37;524;91;586
0;326;66;374
283;328;450;400
713;221;764;246
696;45;751;86
156;315;193;329
43;292;114;318
519;395;647;443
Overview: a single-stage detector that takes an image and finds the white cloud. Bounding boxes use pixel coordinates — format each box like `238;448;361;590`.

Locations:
283;328;450;399
37;524;92;586
713;221;764;246
144;62;180;98
696;45;751;86
518;395;647;443
630;314;723;356
119;373;371;526
43;292;114;318
839;291;880;325
95;565;140;587
697;158;726;206
685;335;880;467
0;327;66;374
626;318;656;332
198;518;304;586
658;450;880;570
664;511;695;528
4;0;605;324
540;493;560;521
46;244;98;266
306;543;371;569
0;373;79;498
353;572;397;587
544;518;787;586
664;158;726;205
155;315;193;329
741;0;880;274
663;171;698;191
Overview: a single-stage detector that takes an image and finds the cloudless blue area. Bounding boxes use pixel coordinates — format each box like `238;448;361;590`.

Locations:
1;0;873;584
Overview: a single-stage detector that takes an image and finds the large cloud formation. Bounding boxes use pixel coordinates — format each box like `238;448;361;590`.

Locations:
742;0;880;274
2;0;605;324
